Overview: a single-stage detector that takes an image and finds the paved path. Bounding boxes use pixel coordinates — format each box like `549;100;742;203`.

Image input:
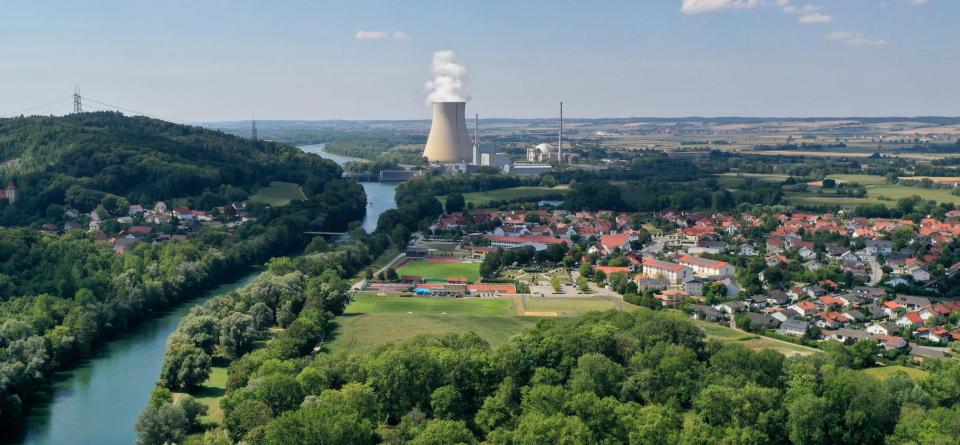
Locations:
867;256;883;286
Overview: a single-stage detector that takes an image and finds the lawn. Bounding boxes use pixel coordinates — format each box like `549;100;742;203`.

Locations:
789;173;960;208
686;316;818;356
176;365;228;425
327;313;537;352
862;365;930;381
249;181;305;206
446;186;570;207
395;260;481;283
346;295;514;316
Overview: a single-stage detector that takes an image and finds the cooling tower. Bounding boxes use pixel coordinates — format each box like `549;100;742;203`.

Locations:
423;102;472;163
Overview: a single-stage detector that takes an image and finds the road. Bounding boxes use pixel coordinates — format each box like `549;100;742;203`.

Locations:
866;255;883;286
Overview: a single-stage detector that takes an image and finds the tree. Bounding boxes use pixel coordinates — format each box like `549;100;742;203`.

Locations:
178;315;219;353
576;276;590;293
446;193;465;213
410;419;477;445
551;274;562;293
219;312;257;358
159;340;212;390
225;399;273;443
568;353;625;398
135;402;190;445
252;373;306;415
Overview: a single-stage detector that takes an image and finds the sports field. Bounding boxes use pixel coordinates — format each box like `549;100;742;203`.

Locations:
346;295;513;316
395;259;481;283
249;181;305;206
448;186;569;207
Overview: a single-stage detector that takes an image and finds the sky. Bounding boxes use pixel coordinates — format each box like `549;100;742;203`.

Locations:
1;0;957;121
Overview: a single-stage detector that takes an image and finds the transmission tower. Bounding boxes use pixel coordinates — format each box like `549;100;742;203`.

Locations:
73;85;83;114
251;116;258;140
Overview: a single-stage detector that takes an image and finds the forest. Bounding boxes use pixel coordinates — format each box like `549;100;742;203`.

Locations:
0;112;343;225
0;113;369;427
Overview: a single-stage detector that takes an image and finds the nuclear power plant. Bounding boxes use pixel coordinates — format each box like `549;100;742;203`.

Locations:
423;102;472;162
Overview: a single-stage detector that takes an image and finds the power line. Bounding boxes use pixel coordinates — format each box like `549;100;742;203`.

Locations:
83;96;193;123
73;85;83;114
8;96;73;117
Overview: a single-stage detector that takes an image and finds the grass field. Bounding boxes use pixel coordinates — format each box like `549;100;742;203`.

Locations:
328;313;537;352
176;365;228;425
395;260;481;283
522;297;615;315
249;181;305;206
447;186;570;207
862;365;930;381
790;173;960;208
686;316;818;356
327;295;535;352
346;295;514;315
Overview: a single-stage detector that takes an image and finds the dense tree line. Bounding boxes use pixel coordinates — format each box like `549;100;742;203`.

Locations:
159;305;960;444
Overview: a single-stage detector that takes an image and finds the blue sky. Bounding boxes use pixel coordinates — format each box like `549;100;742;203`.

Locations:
1;0;957;121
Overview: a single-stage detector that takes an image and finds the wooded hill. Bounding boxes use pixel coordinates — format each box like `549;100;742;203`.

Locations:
0;112;342;225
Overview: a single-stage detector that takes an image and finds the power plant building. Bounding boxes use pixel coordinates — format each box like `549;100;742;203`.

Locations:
423;102;472;163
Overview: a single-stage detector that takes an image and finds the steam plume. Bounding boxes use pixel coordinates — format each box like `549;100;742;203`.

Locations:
425;50;470;104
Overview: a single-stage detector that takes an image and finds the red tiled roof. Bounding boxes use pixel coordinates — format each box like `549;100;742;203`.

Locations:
678;255;729;269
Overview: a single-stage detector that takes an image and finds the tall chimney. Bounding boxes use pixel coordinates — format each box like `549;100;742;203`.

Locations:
423;102;472;163
558;101;563;164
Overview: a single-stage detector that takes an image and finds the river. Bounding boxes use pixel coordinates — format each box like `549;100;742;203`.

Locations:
6;144;398;444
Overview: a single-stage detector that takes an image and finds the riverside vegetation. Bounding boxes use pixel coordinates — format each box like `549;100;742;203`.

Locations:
0;112;367;428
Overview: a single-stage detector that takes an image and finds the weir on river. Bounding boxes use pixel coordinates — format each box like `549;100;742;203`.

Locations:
8;144;397;445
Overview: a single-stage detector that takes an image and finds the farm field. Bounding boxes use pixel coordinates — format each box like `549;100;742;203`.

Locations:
790;173;960;208
395;259;481;283
449;186;569;207
717;172;791;182
345;295;513;316
249;181;305;206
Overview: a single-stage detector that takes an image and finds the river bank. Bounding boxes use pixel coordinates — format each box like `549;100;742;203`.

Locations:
3;145;399;445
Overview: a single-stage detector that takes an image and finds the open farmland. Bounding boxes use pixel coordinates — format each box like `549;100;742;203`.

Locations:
395;259;481;283
249;181;305;206
790;173;960;208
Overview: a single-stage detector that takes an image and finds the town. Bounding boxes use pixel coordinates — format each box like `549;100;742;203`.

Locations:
360;205;960;363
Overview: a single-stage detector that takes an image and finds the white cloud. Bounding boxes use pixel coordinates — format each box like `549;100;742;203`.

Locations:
680;0;762;14
782;3;831;24
355;30;408;41
906;0;927;5
798;12;831;23
355;30;388;40
825;31;889;46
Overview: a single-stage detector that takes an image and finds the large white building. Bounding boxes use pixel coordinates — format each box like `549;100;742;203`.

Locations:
678;255;736;278
642;258;694;284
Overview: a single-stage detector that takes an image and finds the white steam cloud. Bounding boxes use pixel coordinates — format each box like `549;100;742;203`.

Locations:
424;50;470;104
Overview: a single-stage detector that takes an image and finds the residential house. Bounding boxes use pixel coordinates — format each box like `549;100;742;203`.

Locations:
642;258;694;285
779;319;810;337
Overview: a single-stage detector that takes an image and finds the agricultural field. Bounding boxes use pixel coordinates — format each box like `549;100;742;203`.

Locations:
249;181;305;206
327;295;536;352
718;172;792;183
790;173;960;208
450;186;570;207
395;259;481;283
